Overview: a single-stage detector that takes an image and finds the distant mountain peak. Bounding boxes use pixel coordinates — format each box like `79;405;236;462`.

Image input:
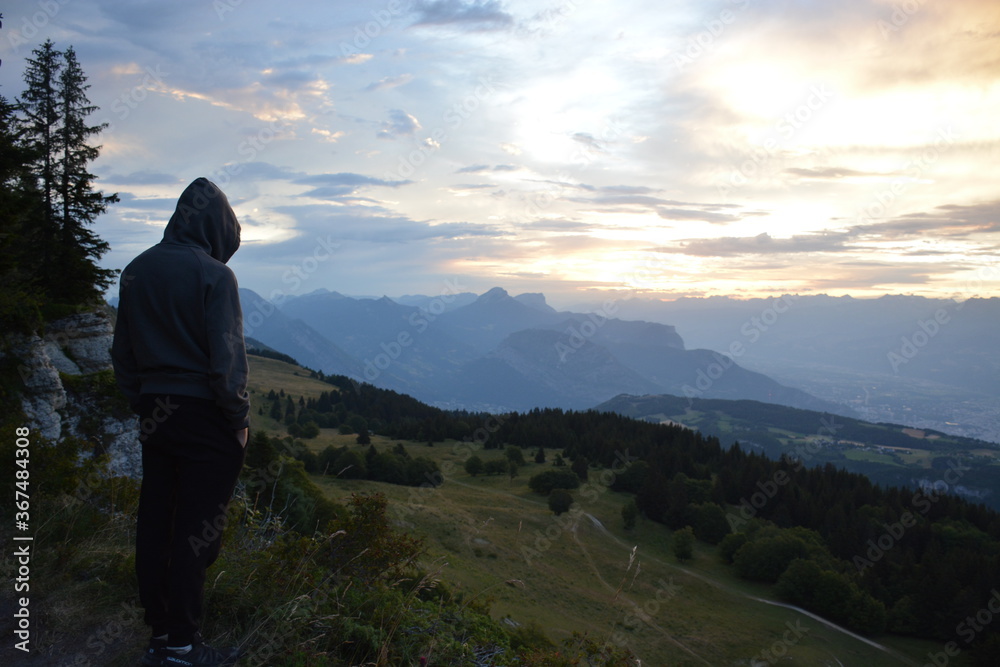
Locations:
476;286;511;303
514;292;555;313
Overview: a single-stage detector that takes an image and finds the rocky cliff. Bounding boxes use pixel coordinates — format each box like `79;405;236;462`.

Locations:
3;307;142;478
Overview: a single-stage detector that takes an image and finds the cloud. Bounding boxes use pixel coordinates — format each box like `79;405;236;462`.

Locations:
270;205;508;246
517;219;594;232
567;190;764;224
851;201;1000;239
657;208;747;224
661;231;856;257
377;109;422;139
656;199;1000;258
410;0;515;30
571;132;605;152
446;183;495;191
784;167;887;180
101;170;182;186
293;172;412;188
312;128;345;143
364;74;415;92
114;193;179;211
598;185;662;195
456;163;520;173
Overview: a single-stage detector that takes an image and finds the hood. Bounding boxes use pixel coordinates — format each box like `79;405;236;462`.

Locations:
162;177;241;263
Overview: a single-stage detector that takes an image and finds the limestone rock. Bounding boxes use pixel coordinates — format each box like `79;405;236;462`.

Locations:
3;307;142;479
46;310;114;374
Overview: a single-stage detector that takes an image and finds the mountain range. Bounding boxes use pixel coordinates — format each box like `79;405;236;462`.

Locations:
238;287;849;415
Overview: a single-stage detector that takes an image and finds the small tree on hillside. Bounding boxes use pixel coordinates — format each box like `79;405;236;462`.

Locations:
673;526;695;562
505;445;525;467
621;499;638;531
549;489;573;516
465;455;484;477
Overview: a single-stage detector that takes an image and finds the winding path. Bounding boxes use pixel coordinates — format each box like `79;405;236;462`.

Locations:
445;477;920;665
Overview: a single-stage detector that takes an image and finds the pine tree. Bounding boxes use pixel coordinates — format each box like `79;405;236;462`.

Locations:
17;40;61;274
0;94;45;331
16;40;118;306
53;46;118;302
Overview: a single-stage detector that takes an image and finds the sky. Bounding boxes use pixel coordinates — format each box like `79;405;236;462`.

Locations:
2;0;999;308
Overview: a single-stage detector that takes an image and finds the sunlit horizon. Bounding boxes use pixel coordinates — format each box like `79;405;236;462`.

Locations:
2;0;997;305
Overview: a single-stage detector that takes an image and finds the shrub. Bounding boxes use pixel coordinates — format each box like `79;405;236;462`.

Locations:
529;469;580;494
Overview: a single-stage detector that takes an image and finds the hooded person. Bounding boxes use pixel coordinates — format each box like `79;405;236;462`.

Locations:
112;177;249;667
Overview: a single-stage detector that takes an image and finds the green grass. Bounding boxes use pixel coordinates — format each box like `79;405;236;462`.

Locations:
308;439;953;666
241;357;967;664
845;449;900;465
247;355;337;401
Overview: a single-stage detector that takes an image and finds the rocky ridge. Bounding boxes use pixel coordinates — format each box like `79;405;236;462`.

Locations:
3;308;141;478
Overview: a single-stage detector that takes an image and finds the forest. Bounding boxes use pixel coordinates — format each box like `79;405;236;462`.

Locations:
1;39;119;333
253;363;1000;661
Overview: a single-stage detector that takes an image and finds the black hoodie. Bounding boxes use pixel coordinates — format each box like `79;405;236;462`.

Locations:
112;178;250;430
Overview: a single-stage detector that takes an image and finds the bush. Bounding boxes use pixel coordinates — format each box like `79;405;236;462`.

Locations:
465;454;484;476
529;469;580;494
673;526;695;561
691;502;730;545
549;489;574;516
483;458;509;475
621;499;638;530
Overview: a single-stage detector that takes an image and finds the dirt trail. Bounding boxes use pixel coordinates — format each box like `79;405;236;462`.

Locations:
583;512;921;667
446;478;920;666
569;523;714;666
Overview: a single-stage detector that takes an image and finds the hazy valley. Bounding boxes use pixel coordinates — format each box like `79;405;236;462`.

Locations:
240;288;1000;443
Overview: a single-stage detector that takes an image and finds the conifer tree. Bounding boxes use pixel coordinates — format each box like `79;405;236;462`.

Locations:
53;46;118;302
17;39;118;306
0;94;45;331
17;40;61;273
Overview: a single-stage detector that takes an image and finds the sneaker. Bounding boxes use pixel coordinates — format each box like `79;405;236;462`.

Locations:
162;639;240;667
141;636;169;666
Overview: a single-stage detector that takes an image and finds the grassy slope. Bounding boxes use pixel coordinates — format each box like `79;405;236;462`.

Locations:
247;357;960;666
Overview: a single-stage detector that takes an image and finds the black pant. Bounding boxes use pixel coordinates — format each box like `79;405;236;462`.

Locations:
135;394;246;646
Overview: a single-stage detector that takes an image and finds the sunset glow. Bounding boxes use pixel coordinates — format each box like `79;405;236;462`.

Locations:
3;0;997;306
